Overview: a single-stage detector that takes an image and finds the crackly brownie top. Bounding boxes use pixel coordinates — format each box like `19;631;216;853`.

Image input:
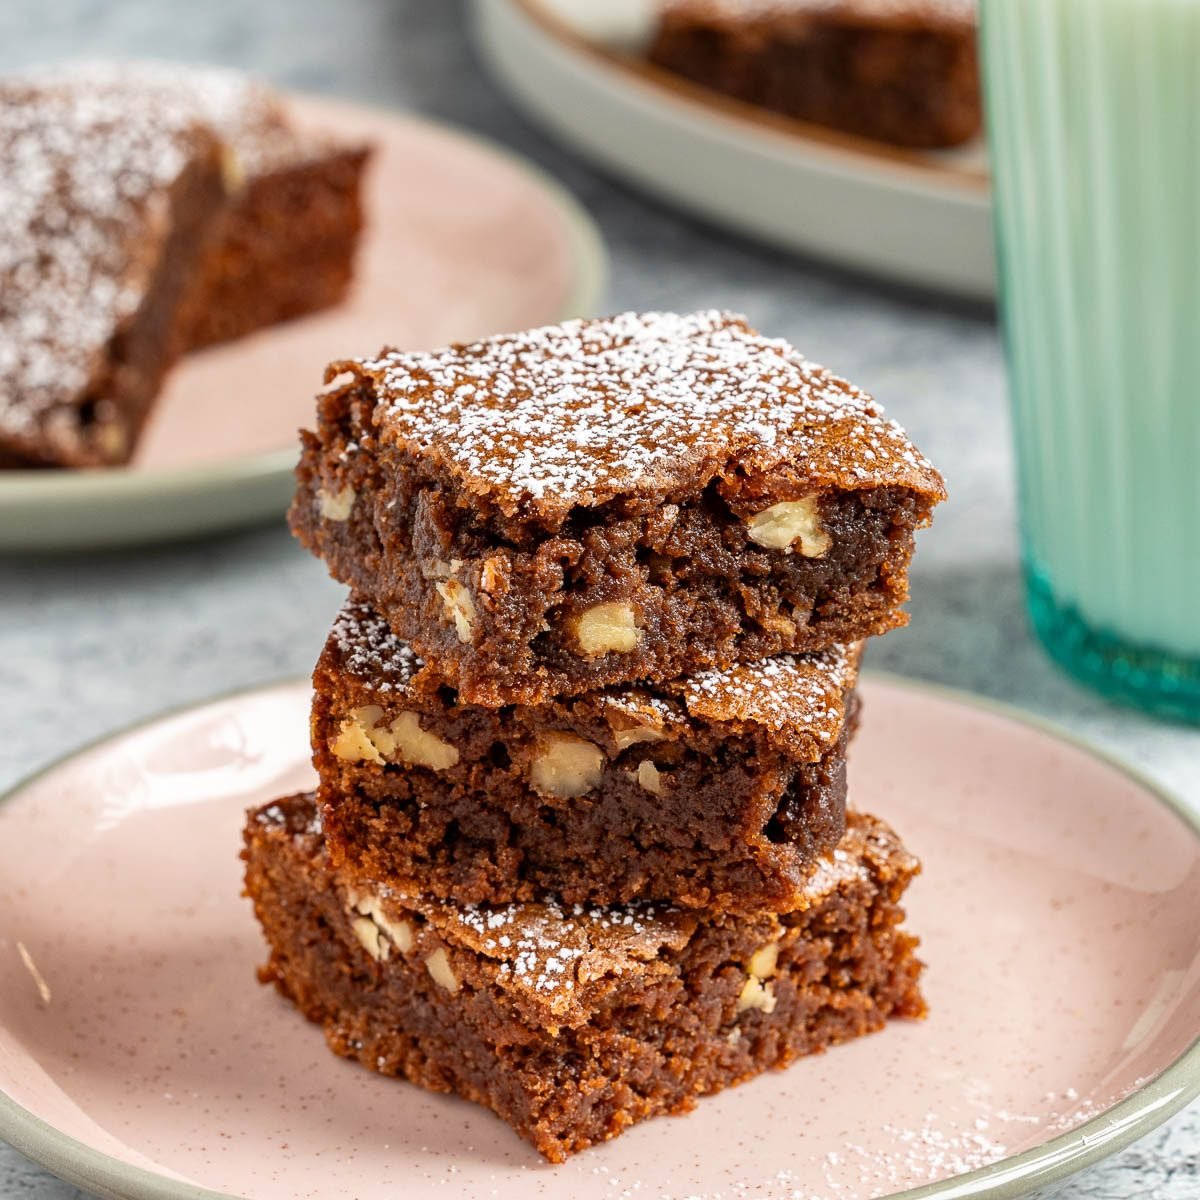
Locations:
659;0;977;33
673;644;859;756
27;60;327;177
0;80;215;452
326;597;859;759
327;310;945;520
255;795;913;1025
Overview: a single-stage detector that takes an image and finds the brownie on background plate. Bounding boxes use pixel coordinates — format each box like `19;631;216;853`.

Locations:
0;81;226;467
32;61;372;352
0;62;370;469
648;0;981;149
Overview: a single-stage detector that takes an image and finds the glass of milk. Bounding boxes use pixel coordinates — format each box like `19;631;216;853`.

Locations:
980;0;1200;721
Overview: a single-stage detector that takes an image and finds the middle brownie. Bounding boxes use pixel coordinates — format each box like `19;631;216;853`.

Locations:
313;598;859;913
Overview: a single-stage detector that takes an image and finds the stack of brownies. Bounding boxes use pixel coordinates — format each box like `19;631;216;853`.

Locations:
243;309;946;1161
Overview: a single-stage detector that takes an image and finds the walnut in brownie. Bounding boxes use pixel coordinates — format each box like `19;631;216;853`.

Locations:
244;793;925;1162
291;311;945;705
314;597;860;912
36;62;371;352
0;80;227;467
649;0;981;149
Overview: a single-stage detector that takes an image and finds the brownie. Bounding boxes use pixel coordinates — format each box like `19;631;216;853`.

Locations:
290;311;945;705
314;597;861;911
244;793;926;1162
39;62;371;352
648;0;981;149
0;81;227;467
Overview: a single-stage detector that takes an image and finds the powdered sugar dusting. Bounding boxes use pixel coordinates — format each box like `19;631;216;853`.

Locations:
451;896;690;1017
681;642;859;749
336;311;942;516
330;600;423;691
31;60;314;176
331;597;856;751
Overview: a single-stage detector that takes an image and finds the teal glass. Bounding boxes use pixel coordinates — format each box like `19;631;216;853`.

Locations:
979;0;1200;722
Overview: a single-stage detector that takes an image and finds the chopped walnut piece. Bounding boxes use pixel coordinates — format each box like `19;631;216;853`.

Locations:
317;484;356;522
606;707;668;752
425;947;460;993
736;976;778;1015
351;915;386;961
334;707;458;771
530;734;604;799
332;706;387;765
748;941;779;980
349;890;415;954
422;560;476;641
747;495;831;557
636;760;663;795
386;711;460;771
435;578;476;642
573;601;642;657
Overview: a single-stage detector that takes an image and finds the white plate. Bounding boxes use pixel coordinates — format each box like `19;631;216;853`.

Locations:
472;0;994;298
0;95;606;554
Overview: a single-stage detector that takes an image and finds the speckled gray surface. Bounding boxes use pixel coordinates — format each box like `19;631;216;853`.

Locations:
0;2;1197;1197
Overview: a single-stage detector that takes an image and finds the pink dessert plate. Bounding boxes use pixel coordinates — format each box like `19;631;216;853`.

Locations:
0;93;605;553
1;675;1199;1200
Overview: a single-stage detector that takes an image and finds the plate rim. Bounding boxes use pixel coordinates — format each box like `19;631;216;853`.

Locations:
0;96;607;548
1;671;1198;1200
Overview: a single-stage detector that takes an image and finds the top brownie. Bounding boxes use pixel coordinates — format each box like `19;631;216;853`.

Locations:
291;310;944;704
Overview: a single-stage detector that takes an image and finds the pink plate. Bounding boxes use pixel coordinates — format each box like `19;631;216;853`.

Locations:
1;677;1199;1200
0;95;604;552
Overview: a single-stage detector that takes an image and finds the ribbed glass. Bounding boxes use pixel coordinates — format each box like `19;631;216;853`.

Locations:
980;0;1200;722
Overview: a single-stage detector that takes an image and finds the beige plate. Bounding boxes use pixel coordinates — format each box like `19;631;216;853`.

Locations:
0;94;606;553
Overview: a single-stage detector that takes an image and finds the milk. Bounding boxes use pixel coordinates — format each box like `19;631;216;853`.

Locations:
980;0;1200;710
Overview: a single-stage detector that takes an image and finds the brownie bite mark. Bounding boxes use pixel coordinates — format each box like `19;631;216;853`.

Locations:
292;311;944;704
0;81;226;467
245;794;925;1162
312;597;861;911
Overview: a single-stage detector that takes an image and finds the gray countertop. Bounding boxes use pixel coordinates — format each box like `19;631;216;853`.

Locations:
1;1;1197;1197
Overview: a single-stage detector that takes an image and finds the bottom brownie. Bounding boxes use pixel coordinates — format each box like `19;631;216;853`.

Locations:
243;794;925;1162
